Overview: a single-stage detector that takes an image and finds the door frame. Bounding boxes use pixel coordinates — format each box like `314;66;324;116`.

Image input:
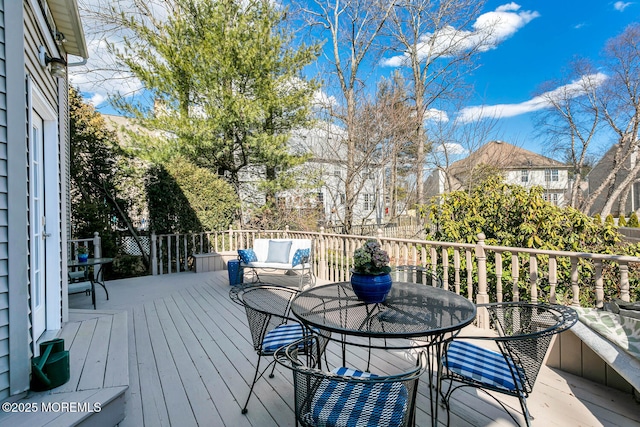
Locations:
28;80;62;347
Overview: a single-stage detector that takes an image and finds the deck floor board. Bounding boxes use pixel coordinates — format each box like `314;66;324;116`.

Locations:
65;270;640;426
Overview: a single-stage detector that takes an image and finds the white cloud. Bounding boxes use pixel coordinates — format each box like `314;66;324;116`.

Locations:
312;90;338;108
381;3;539;67
435;142;467;155
614;1;633;11
424;108;449;123
457;73;608;122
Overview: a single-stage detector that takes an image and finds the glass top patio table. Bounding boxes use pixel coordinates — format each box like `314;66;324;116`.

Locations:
291;281;477;349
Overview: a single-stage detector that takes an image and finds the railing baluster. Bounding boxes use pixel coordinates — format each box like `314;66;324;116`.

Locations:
595;260;603;308
529;255;538;303
454;249;461;294
512;254;519;301
466;249;473;301
549;256;557;304
620;262;630;302
571;257;580;306
441;247;449;291
495;252;503;302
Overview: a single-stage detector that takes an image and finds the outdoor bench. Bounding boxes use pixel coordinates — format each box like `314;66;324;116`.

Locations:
238;238;314;289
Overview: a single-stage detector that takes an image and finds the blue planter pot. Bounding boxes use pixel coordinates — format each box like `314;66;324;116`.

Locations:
350;271;392;303
78;253;88;263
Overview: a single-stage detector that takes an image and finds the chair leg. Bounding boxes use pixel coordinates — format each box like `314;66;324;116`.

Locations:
242;355;263;414
518;393;533;427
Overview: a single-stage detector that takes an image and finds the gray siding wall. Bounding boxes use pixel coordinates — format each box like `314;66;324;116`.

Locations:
6;0;29;398
0;0;8;400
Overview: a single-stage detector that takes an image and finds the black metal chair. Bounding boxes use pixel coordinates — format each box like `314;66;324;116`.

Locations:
439;302;578;427
230;284;330;414
275;335;425;427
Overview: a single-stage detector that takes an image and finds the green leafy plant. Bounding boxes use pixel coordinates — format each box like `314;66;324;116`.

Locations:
353;239;391;275
77;246;89;255
629;212;640;227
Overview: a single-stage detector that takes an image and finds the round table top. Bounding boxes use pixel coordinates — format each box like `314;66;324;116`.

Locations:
291;281;477;342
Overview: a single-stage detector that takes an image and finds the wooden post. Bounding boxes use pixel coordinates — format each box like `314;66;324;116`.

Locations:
93;232;102;258
475;233;489;329
319;227;327;281
620;262;630;302
151;232;158;275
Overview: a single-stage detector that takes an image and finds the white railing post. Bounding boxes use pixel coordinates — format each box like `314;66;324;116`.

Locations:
92;232;102;282
151;232;158;275
93;232;102;258
319;227;327;280
620;262;630;302
476;233;489;329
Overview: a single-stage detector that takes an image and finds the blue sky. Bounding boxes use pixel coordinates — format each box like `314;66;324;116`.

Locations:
73;1;640;161
449;0;640;156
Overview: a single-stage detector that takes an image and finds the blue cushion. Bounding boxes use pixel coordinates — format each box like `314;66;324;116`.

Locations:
331;367;377;379
262;323;309;353
443;341;525;391
265;240;292;264
292;248;310;267
238;249;257;264
306;371;409;427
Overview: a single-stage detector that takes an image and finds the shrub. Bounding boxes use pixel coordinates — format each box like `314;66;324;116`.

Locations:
619;215;627;227
629;212;640;227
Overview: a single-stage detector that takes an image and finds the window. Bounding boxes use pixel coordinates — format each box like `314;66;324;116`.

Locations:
363;194;375;210
543;192;560;206
334;168;342;177
545;169;559;182
521;170;529;183
340;193;346;204
317;192;324;203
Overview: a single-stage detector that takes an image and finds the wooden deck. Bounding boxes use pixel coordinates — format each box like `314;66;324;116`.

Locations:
0;310;128;427
63;270;640;427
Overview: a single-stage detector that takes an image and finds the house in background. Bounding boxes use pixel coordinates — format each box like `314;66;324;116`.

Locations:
586;143;640;217
1;0;87;400
286;125;385;227
425;141;571;206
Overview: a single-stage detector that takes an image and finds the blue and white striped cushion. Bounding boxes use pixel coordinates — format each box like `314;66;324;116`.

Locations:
444;341;525;391
306;368;408;427
331;367;375;378
262;324;310;353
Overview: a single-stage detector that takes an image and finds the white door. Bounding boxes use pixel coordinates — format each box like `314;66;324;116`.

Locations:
30;112;46;340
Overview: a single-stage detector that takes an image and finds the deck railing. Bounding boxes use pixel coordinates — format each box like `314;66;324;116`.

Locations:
148;226;639;313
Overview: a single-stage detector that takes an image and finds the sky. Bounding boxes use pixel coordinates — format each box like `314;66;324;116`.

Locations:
71;0;640;161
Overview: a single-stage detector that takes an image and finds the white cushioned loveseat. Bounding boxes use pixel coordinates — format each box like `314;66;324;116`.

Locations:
238;238;314;289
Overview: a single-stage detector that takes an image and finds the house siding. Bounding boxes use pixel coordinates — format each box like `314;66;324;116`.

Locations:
0;0;9;400
6;0;30;398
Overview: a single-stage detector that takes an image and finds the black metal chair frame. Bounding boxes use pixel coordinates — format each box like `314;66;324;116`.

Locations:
230;284;330;414
275;336;425;427
439;302;578;427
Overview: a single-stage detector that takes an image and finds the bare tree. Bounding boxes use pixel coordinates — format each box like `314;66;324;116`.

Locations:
386;0;488;207
299;0;397;233
539;24;640;216
534;59;603;208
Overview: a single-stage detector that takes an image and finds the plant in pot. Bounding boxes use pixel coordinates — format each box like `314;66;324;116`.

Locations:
351;239;392;303
77;246;89;263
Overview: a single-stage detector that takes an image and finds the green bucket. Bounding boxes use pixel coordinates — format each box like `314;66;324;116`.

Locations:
30;338;70;391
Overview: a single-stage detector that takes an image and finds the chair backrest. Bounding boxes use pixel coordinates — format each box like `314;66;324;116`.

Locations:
276;337;424;427
233;285;299;351
486;303;578;393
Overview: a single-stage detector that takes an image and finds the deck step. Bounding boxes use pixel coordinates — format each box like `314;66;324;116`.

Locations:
0;386;127;427
0;309;129;426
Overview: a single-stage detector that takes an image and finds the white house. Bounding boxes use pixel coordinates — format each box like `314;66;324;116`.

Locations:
425;141;571;206
286;125;385;227
1;0;87;399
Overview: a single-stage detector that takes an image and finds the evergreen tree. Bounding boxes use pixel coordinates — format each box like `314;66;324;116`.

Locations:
110;0;318;205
